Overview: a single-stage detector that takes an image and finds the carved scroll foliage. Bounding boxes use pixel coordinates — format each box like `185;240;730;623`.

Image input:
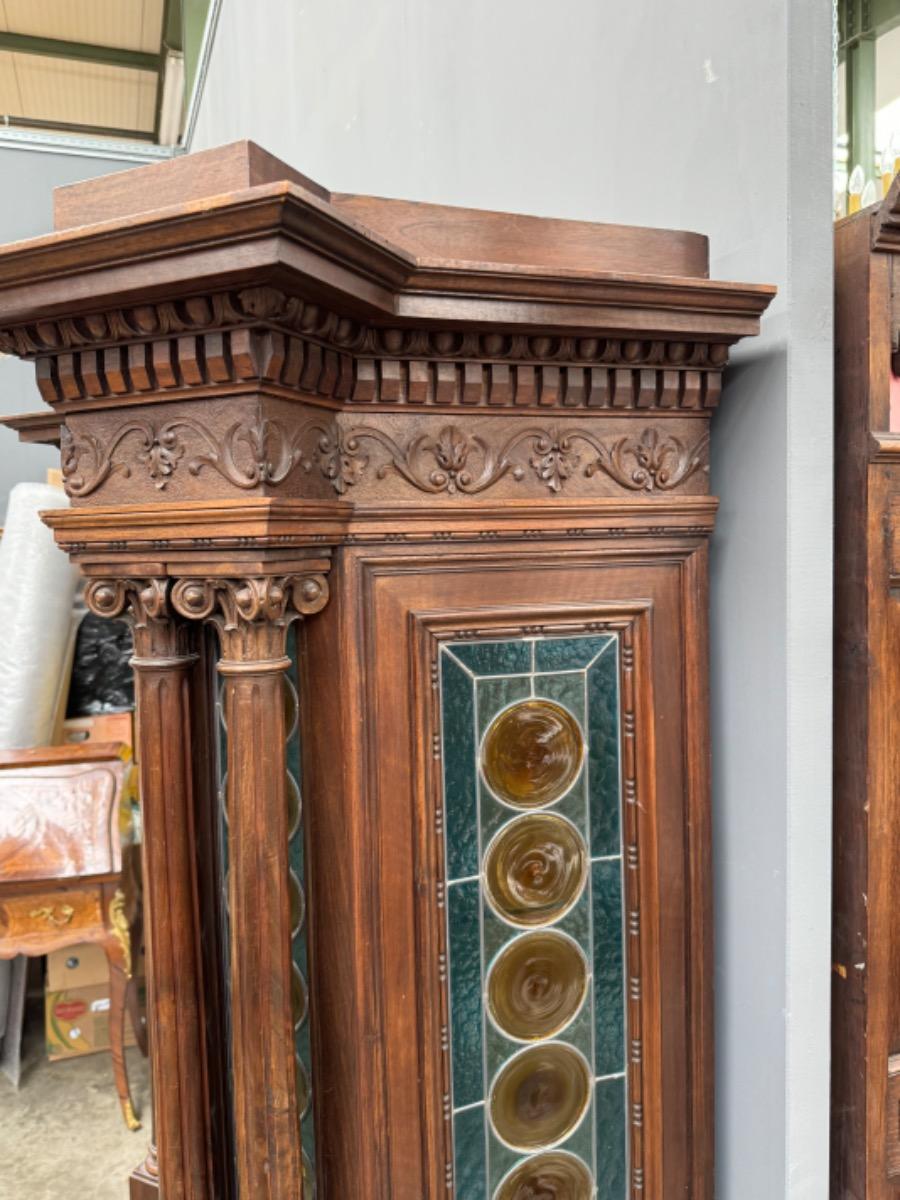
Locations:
61;417;301;496
319;422;709;494
62;416;708;499
85;577;170;627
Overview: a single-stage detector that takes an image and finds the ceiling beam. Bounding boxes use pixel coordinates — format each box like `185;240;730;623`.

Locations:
0;114;156;142
0;32;159;73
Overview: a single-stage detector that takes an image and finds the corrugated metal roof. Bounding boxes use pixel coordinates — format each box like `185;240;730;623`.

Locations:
0;0;164;54
0;0;172;143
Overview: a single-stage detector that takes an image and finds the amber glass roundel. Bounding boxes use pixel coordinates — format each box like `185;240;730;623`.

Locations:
288;870;305;936
484;813;587;927
295;1053;311;1121
494;1151;593;1200
291;962;308;1029
489;1043;591;1152
482;699;584;808
286;770;301;840
487;931;588;1040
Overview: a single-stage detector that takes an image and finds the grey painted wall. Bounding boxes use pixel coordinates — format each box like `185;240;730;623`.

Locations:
0;149;138;515
190;4;834;1196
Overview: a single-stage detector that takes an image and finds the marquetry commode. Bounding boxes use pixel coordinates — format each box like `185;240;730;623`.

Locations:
0;142;773;1200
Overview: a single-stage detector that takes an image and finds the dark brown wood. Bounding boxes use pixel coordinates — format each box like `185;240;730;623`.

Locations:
54;140;330;230
0;141;773;1200
84;581;215;1200
832;172;900;1198
191;627;236;1200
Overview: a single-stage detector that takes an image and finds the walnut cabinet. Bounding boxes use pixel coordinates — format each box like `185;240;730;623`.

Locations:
832;175;900;1198
0;142;773;1200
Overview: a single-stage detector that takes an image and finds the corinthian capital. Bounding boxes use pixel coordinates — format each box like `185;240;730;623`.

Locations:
84;576;189;660
170;573;329;665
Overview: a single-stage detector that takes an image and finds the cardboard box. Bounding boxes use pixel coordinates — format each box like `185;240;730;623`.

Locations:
47;941;146;992
45;981;145;1061
61;712;134;749
47;943;110;991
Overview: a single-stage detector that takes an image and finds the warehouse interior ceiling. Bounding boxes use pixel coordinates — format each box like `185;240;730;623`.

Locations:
0;0;215;152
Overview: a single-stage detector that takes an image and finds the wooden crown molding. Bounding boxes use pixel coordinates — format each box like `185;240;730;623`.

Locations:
0;147;773;342
40;495;719;569
4;285;729;417
0;142;773;554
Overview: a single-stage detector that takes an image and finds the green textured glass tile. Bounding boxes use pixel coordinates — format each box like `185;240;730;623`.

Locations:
478;773;583;843
479;782;512;846
477;675;532;737
595;1075;627;1200
286;630;302;781
535;634;613;672
289;826;305;879
588;643;622;858
487;1130;518;1193
441;652;479;881
301;1115;316;1178
449;880;484;1109
292;917;309;977
480;770;587;848
558;1100;595;1173
449;639;533;676
555;778;589;836
454;1104;487;1200
592;860;625;1077
484;1019;516;1081
482;902;512;964
534;673;586;727
560;887;592;955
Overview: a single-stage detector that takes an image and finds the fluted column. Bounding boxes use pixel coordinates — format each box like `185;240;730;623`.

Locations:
86;579;214;1200
173;573;328;1200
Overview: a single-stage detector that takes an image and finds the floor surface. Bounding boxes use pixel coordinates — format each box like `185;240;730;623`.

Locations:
0;1001;150;1200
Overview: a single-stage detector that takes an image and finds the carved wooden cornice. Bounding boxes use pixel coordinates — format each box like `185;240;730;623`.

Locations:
0;174;774;336
0;141;774;569
3;285;728;415
42;497;719;566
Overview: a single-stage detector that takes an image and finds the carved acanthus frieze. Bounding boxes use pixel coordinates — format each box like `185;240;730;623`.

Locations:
61;415;709;499
3;284;729;411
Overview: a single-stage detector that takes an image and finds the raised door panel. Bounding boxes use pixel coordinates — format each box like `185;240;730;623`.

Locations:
303;538;709;1200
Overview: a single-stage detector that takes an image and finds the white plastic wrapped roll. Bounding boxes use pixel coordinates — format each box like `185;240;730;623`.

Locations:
0;482;79;748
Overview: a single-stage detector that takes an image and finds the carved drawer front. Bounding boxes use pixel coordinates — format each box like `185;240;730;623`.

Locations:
0;887;105;956
0;762;124;883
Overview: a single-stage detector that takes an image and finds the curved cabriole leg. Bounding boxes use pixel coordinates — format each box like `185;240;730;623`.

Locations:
173;572;328;1200
104;889;140;1132
86;579;215;1200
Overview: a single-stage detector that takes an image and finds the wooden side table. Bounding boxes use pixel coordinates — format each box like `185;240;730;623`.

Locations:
0;741;146;1129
